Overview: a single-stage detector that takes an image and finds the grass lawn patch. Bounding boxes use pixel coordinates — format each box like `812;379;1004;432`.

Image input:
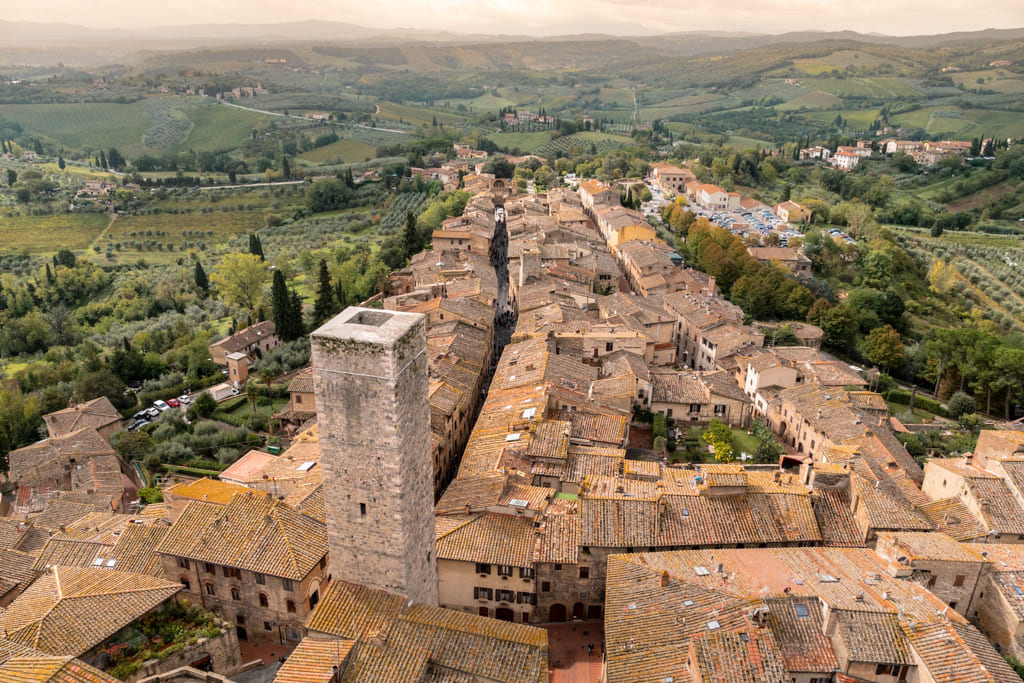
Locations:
212;395;289;425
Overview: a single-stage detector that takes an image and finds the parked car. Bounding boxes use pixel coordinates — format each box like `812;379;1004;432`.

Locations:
230;388;240;396
128;419;149;431
133;410;149;420
166;398;180;408
153;400;169;411
146;407;160;419
179;394;192;405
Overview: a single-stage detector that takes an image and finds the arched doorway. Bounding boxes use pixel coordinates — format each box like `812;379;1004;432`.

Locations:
549;604;567;621
495;607;515;622
572;603;585;620
236;627;248;641
587;605;602;619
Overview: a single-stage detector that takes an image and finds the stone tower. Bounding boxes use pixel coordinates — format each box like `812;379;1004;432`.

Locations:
311;307;438;606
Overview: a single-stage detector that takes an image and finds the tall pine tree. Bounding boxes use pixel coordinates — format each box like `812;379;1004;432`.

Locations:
312;259;336;326
194;259;209;294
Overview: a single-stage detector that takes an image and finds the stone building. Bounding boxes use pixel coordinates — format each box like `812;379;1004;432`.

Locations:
875;531;987;616
436;513;539;623
312;307;438;606
208;321;278;366
43;396;123;442
155;490;328;644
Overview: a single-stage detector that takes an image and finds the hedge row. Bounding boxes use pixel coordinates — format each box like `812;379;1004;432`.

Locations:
884;389;949;418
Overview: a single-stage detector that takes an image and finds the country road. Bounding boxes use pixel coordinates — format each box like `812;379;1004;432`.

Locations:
216;98;411;135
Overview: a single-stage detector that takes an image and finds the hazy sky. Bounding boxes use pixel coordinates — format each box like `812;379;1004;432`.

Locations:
9;0;1024;36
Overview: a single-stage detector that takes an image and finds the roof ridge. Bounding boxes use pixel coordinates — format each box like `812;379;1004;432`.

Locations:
269;500;302;577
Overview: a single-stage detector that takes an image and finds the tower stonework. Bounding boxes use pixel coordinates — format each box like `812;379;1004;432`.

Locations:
311;307;438;606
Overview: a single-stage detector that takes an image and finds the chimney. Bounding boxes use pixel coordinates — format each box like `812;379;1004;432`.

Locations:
660;570;669;588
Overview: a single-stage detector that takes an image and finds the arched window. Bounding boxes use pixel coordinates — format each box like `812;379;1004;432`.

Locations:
180;578;191;591
286;600;296;613
259;593;269;607
204;583;216;596
231;587;241;601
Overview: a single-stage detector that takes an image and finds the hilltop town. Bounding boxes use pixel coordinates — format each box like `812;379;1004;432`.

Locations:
2;143;1024;683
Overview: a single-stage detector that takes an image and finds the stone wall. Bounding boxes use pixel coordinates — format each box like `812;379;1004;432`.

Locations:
126;622;241;683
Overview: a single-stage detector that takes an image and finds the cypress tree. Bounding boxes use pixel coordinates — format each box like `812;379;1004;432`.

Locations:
313;259;336;326
249;234;264;261
100;150;108;170
333;278;345;309
288;289;305;339
58;156;65;170
281;156;291;179
271;269;292;339
402;211;419;259
194;259;209;293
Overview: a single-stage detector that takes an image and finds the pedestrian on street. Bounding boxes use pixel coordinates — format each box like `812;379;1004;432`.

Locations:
588;643;594;656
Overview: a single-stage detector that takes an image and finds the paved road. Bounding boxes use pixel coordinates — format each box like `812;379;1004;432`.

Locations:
489;208;515;364
217;98;411;134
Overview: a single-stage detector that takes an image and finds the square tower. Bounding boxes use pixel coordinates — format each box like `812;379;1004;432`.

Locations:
311;307;438;606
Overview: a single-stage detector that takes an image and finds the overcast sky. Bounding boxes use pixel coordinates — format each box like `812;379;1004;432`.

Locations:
8;0;1024;36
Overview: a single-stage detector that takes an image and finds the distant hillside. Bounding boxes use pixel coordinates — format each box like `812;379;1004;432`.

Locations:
1;19;1023;57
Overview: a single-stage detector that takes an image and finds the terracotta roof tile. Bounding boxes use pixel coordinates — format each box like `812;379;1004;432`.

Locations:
0;566;180;656
156;490;327;580
436;513;537;567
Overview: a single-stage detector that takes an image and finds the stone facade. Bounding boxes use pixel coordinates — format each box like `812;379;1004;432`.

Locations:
157;556;327;645
312;307;439;606
535;559;604;622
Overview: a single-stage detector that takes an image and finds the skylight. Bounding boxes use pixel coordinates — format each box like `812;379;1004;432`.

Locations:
694;566;710;576
794;604;809;618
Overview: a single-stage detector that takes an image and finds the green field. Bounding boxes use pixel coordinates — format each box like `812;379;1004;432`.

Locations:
486;131;553;153
801;77;922;98
298;139;378;164
0;102;149;151
775;90;844;110
376;101;466;127
724;135;773;150
99;211;268;262
0;213;110;254
180;102;270;151
889;107;1024;139
0;98;271;155
804;108;880;129
443;92;519;112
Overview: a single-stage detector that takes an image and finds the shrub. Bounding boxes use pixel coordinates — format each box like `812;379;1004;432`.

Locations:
139;487;164;503
653;413;667;440
948;391;976;420
885;389;949;417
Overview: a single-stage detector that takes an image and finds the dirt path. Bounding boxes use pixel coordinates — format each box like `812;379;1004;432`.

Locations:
88;214;118;252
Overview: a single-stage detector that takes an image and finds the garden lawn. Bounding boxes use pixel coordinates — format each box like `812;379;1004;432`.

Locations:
212;396;289;424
